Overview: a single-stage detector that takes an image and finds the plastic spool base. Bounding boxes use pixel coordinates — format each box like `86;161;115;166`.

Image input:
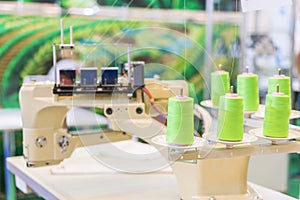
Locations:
200;100;218;109
152;135;206;149
204;133;258;149
249;128;300;145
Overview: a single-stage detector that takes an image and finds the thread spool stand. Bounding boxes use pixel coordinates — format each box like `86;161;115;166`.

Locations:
159;128;300;200
155;84;300;200
249;128;299;145
152;66;300;199
152;135;205;149
204;133;257;149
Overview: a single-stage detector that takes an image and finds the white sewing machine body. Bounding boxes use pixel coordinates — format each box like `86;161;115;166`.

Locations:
19;78;188;167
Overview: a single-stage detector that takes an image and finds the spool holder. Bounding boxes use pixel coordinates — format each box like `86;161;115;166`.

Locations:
218;63;222;70
193;85;297;199
278;68;282;76
161;128;300;200
167;100;300;157
167;139;300;161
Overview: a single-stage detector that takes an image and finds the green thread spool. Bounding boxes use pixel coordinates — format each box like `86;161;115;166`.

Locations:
211;70;230;106
263;88;290;138
217;90;244;141
237;69;259;111
166;96;194;145
268;69;291;110
268;76;290;97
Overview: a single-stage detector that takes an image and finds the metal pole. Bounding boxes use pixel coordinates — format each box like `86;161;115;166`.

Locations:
60;19;64;45
70;26;73;45
127;45;131;85
70;26;73;56
204;0;214;99
240;12;249;73
290;0;296;108
60;19;64;56
53;44;57;84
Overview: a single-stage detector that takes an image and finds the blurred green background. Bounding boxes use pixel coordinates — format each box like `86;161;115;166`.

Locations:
0;0;243;199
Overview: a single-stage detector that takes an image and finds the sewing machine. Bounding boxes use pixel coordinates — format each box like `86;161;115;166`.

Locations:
19;76;189;167
18;22;300;200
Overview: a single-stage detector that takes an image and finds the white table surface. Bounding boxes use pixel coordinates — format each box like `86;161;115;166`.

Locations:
6;140;297;200
7;157;180;200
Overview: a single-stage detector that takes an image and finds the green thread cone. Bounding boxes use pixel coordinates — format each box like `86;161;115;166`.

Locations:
217;95;244;141
211;71;230;107
166;96;194;145
263;94;290;138
237;73;259;111
268;76;291;96
268;76;291;110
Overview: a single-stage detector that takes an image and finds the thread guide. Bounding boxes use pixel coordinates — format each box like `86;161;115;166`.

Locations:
278;68;281;76
276;84;280;93
218;63;222;70
245;66;249;73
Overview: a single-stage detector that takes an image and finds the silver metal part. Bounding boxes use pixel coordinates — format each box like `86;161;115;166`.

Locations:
58;135;70;153
132;61;145;88
70;26;73;45
35;137;47;148
60;19;64;45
